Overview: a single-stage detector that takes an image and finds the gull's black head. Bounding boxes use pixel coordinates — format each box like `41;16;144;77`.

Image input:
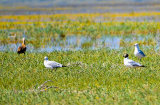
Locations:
123;54;129;58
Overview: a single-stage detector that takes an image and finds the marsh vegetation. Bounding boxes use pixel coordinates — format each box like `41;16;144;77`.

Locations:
0;1;160;104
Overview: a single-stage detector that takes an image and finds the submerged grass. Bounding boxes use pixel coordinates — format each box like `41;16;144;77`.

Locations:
0;48;160;104
0;12;159;50
0;21;159;47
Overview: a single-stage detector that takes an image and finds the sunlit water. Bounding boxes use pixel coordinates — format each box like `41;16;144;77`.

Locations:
0;35;159;52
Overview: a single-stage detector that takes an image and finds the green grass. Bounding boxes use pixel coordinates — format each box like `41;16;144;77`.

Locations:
0;47;160;104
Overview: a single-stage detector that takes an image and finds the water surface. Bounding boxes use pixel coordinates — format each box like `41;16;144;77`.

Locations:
0;34;158;52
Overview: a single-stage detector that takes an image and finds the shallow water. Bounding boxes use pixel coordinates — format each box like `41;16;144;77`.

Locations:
33;35;121;52
0;34;158;52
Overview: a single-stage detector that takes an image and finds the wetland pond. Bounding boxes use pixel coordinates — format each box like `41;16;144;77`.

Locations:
0;34;159;52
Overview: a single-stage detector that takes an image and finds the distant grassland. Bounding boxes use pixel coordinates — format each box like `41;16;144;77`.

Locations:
0;1;160;14
1;12;160;21
0;48;160;104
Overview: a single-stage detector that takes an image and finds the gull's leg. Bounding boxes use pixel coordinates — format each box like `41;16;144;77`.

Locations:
55;68;57;71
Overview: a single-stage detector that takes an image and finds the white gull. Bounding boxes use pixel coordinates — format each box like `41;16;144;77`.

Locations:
134;43;146;60
44;56;67;69
123;54;145;67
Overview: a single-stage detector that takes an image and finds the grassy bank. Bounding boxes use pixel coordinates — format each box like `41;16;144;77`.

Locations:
0;48;160;104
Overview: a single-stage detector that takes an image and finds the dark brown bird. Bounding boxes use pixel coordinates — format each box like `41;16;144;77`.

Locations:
17;38;26;55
